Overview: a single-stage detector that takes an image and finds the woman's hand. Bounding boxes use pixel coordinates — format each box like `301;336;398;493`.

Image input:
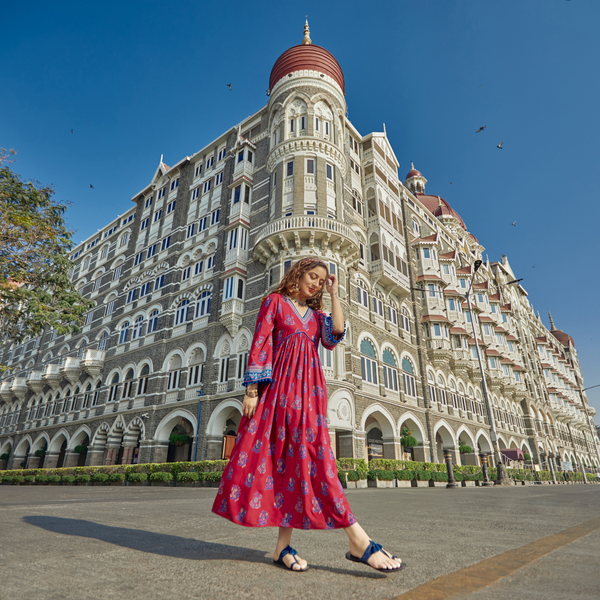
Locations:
325;273;339;295
242;385;259;418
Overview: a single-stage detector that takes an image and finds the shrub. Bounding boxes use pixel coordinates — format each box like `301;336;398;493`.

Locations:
372;469;394;481
92;473;109;483
36;474;49;484
47;475;61;483
169;433;193;446
201;471;222;483
400;436;417;448
1;452;9;461
459;443;473;454
127;472;148;483
336;458;369;475
366;470;377;481
74;445;88;454
523;453;531;461
338;470;346;485
414;470;431;481
394;469;414;481
149;472;173;482
3;475;14;483
34;449;46;457
430;470;448;482
177;471;199;482
61;475;76;483
75;474;91;483
453;471;464;482
23;475;36;483
12;476;25;484
346;470;360;482
108;473;126;482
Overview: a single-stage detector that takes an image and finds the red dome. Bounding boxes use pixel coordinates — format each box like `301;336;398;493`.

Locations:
406;168;422;179
269;44;345;93
551;330;574;346
415;193;468;231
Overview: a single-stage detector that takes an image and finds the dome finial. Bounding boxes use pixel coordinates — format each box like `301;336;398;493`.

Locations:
302;18;312;45
549;311;557;331
411;161;415;169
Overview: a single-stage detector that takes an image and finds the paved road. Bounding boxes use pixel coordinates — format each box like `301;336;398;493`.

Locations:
0;484;598;600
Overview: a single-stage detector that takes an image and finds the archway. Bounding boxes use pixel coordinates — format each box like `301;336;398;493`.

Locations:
167;418;194;463
205;400;243;460
398;415;425;461
434;422;456;463
362;406;396;461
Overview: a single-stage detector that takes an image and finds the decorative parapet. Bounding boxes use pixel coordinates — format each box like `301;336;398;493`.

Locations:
266;138;347;176
0;381;13;402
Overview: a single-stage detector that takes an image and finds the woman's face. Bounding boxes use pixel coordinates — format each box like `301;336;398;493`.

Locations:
298;266;328;299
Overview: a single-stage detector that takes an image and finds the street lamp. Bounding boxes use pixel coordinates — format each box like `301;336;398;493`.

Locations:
464;259;511;485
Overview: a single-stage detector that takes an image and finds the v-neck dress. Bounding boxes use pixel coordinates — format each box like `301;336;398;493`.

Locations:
211;293;356;529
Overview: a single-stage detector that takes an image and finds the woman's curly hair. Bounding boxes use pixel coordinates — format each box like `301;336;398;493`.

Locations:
265;258;329;311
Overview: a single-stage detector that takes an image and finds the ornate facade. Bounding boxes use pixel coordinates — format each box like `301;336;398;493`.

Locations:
1;24;598;472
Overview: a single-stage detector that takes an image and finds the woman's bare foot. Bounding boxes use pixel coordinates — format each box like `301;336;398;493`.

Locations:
348;538;402;570
273;545;308;571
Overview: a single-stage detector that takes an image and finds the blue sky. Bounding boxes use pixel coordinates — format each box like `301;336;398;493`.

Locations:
2;1;600;416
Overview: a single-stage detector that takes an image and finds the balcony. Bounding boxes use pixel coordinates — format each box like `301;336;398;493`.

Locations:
0;381;14;402
252;216;360;265
26;370;45;394
11;378;28;400
42;365;62;390
224;247;248;267
81;349;106;378
229;200;251;222
60;357;82;385
220;298;245;336
369;259;410;293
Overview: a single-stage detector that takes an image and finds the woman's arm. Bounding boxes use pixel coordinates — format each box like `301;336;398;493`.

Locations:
326;273;345;334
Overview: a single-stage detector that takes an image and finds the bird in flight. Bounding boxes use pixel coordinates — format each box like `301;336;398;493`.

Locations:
511;221;516;226
497;142;504;149
476;126;486;133
90;184;94;189
71;129;73;134
449;182;453;185
227;83;232;90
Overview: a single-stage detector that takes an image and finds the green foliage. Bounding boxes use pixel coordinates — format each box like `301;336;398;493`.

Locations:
201;471;223;483
74;445;88;454
394;469;414;481
61;475;76;483
366;470;377;481
1;452;10;461
336;458;369;475
108;473;126;482
177;471;199;482
346;470;360;482
453;471;464;482
169;433;193;446
430;470;449;482
400;436;417;448
35;474;49;483
414;470;431;481
75;474;91;483
34;449;46;457
149;472;173;482
23;475;36;483
374;469;396;481
47;475;61;483
459;443;473;454
523;453;531;461
3;475;14;483
337;470;346;485
91;473;109;483
0;149;94;346
127;472;148;483
12;475;24;484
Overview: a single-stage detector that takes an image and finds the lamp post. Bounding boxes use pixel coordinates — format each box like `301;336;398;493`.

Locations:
464;260;512;485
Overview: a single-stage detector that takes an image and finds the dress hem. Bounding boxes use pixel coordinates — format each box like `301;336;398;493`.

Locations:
212;508;352;530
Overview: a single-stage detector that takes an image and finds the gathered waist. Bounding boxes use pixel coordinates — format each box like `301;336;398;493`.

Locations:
274;330;318;351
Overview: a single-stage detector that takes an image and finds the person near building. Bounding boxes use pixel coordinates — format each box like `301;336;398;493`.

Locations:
212;257;404;573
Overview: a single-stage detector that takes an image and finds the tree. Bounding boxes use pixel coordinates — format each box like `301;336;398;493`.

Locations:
0;149;94;348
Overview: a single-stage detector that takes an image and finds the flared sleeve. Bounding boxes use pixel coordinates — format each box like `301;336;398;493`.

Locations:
242;294;279;386
318;311;346;351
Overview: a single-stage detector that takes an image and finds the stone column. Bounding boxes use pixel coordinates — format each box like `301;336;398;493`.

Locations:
547;453;557;484
121;447;135;465
104;446;120;466
87;447;105;466
63;452;80;468
412;442;431;463
151;442;169;464
43;452;60;469
28;455;40;469
206;436;222;460
354;430;367;462
382;436;401;460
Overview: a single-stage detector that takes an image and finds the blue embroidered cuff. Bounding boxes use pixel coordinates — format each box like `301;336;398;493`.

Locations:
242;368;273;386
322;315;346;347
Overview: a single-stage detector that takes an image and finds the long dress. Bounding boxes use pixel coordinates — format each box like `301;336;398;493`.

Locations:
211;292;356;529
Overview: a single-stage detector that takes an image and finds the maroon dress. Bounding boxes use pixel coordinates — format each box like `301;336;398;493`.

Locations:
211;293;356;529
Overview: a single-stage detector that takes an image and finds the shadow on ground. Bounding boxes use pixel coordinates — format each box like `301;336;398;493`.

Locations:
22;516;383;578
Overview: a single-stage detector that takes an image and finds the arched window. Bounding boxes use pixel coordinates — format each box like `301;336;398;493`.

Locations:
147;310;159;334
175;300;190;326
382;349;398;391
123;369;135;398
138;364;150;395
98;331;109;351
119;322;130;344
195;291;211;318
63;389;72;413
108;373;120;402
427;371;436;403
402;358;416;397
53;392;62;415
360;339;377;384
83;383;93;409
188;350;204;387
457;382;467;412
131;316;144;340
437;376;447;407
401;308;411;333
77;339;87;358
167;356;182;390
93;380;102;406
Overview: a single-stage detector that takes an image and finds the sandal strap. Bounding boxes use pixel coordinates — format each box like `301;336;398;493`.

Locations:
361;540;383;563
278;545;298;561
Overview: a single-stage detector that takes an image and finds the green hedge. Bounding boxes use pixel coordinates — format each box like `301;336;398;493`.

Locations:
75;474;91;483
48;475;61;483
394;469;414;481
149;472;173;482
108;473;126;482
346;470;360;482
92;473;109;483
127;473;148;483
62;475;76;483
36;475;49;484
430;470;448;482
374;469;396;481
413;470;431;481
177;472;199;482
200;471;222;483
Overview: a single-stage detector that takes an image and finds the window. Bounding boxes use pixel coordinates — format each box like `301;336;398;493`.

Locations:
224;276;235;300
477;293;484;303
315;116;319;131
483;323;490;335
207;255;215;270
402;358;416;397
324;121;330;136
401;308;411;333
170;178;179;191
237;278;244;299
496;333;503;345
236;352;248;380
382;349;399;391
459;278;467;289
286;161;294;177
154;274;165;290
356;286;369;308
326;164;333;180
186;223;196;239
372;297;383;317
218;148;226;161
195;291;211;318
153;210;163;223
138;364;150;395
147;244;157;258
437;377;447;406
167;362;181;390
318;343;333;369
244;185;250;204
141;217;149;231
126;288;137;304
489;356;497;369
145;197;153;208
98;331;109;351
84;311;93;326
228;228;238;250
289;118;294;132
306;159;314;174
219;357;230;383
442;264;450;275
301;116;306;130
131;316;144;340
167;200;176;214
433;324;441;337
119;322;130;344
105;300;115;316
134;252;144;266
189;361;204;386
211;209;220;225
423;248;431;259
158;187;166;199
147;310;159;333
448;298;456;311
412;219;419;234
490;304;497;314
120;233;130;247
360;340;378;384
83;256;91;269
108;374;120;402
206;156;214;170
233;185;241;203
161;236;171;251
182;266;191;281
194;260;204;276
94;276;102;291
215;171;223;186
203;180;212;194
140;281;151;297
175;300;190;325
101;245;109;258
123;369;135;398
198;216;208;232
238;150;244;163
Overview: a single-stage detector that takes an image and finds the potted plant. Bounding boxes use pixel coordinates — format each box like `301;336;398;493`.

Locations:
429;470;448;488
0;452;9;470
34;448;46;458
412;469;431;488
394;469;414;488
346;470;368;489
400;427;417;459
74;444;88;454
169;433;193;447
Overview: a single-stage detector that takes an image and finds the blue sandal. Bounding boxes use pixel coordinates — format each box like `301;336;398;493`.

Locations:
346;540;405;573
273;545;308;572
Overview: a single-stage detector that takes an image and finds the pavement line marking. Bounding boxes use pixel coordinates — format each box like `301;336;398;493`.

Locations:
392;515;600;600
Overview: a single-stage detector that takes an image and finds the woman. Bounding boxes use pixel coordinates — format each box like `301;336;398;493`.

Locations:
212;258;404;573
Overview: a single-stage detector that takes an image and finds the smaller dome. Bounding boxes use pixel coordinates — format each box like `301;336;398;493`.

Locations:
405;162;422;180
549;312;574;346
